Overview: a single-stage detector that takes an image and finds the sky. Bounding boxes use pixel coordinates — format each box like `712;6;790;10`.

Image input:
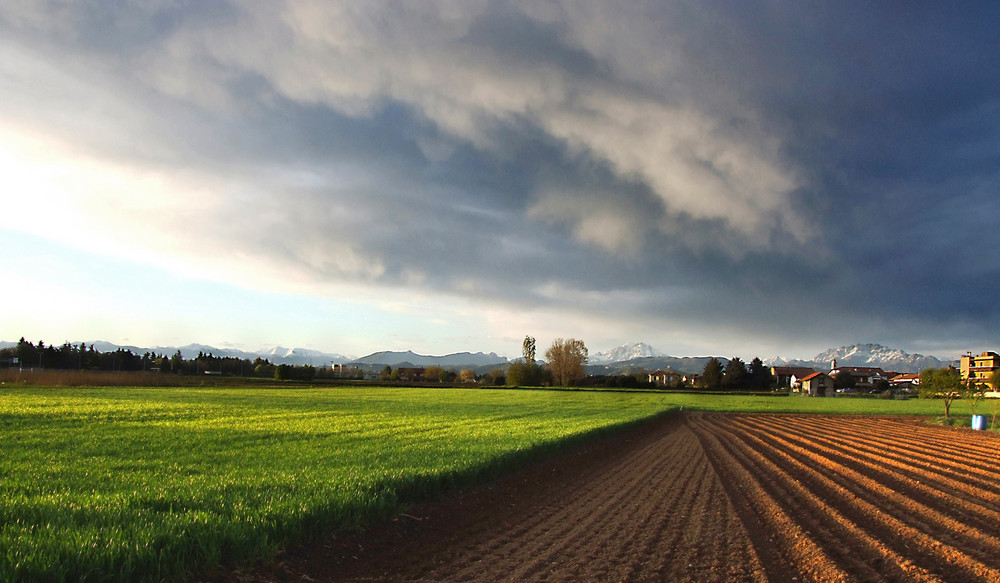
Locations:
1;1;998;362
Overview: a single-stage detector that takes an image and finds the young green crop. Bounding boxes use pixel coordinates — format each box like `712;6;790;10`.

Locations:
0;386;678;582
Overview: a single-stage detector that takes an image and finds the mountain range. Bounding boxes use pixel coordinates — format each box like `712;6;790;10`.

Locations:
766;343;953;374
347;350;509;369
589;342;661;364
1;340;955;374
588;342;954;375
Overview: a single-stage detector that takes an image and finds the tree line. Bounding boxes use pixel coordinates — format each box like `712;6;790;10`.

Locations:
504;337;589;387
696;356;774;391
0;338;303;379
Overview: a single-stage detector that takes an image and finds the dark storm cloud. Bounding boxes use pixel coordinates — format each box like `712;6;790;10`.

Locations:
3;1;998;355
635;2;1000;341
460;3;606;80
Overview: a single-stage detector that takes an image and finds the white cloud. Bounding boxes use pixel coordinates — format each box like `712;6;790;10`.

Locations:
528;189;646;256
127;1;805;257
0;124;385;295
542;91;806;249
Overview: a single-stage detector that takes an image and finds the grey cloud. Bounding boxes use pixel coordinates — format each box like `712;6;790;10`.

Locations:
3;1;998;354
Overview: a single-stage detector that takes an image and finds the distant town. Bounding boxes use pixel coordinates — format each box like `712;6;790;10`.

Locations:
2;338;996;396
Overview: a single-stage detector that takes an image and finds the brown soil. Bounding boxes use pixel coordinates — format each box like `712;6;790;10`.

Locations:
211;413;1000;582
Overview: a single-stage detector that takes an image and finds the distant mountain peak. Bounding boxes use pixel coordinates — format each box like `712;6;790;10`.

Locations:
590;342;662;365
672;343;952;375
779;343;951;373
351;350;509;368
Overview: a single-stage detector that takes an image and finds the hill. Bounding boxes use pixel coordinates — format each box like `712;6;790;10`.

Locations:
348;350;509;369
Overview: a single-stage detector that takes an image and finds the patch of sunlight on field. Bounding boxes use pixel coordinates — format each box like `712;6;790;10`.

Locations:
0;386;677;581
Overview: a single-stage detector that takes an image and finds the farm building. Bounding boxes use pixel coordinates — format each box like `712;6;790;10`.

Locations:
800;372;834;397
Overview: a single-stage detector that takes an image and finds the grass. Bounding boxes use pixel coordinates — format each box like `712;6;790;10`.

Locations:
0;386;679;582
1;385;991;582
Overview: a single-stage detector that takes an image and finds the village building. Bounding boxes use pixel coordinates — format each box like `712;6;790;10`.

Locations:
800;372;835;397
648;369;682;387
960;351;1000;389
770;366;816;391
890;373;920;388
828;360;886;391
396;367;426;382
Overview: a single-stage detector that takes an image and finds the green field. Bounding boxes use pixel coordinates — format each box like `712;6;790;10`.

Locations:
0;386;989;581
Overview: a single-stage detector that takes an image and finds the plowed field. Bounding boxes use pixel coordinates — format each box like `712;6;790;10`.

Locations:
222;413;1000;582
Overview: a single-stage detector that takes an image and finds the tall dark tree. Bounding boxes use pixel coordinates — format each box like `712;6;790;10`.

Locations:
170;350;184;374
723;357;748;390
700;358;724;390
16;338;36;367
747;357;773;389
834;370;855;391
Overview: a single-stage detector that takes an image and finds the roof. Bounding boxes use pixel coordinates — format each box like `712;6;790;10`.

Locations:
801;372;830;382
832;366;885;375
771;366;816;376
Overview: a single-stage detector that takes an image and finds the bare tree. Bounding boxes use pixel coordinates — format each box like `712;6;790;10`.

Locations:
545;338;588;387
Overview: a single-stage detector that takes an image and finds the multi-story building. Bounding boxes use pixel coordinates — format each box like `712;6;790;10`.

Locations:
960;351;1000;389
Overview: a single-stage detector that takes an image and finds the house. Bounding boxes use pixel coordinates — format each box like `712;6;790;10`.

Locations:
960;351;1000;389
396;367;426;381
771;366;816;391
889;373;920;395
829;365;886;391
649;369;682;387
890;373;920;387
800;372;834;397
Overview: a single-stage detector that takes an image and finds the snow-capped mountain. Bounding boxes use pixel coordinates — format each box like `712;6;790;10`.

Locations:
589;342;662;365
812;344;951;371
254;346;353;365
768;344;952;373
350;350;508;368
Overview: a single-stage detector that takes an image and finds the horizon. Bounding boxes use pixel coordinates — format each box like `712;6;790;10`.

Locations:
2;3;997;362
0;337;968;364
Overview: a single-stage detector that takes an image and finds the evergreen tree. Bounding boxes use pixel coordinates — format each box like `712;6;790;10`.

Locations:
700;358;724;389
747;357;773;389
723;357;748;390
